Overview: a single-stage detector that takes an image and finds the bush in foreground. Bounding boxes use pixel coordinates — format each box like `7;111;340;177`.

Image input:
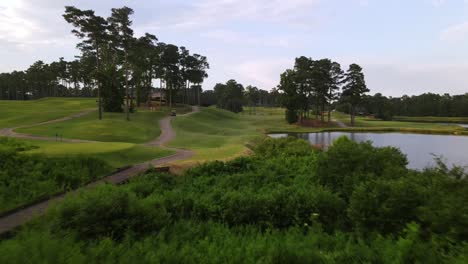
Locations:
0;137;466;263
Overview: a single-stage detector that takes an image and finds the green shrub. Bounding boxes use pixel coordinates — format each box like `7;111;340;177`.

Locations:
316;136;408;199
0;138;111;213
50;185;169;240
285;109;298;123
0;137;466;262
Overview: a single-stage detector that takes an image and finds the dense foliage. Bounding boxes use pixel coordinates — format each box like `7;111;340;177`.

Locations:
277;57;367;125
210;80;280;112
0;138;111;213
0;137;466;263
338;92;468;120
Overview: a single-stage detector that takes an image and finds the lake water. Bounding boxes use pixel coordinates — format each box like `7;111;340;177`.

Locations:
269;132;468;170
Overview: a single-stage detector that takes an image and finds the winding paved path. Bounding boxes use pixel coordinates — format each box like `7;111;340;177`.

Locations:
0;106;199;235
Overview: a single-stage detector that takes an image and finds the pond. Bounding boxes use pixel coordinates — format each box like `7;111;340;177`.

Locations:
269;132;468;170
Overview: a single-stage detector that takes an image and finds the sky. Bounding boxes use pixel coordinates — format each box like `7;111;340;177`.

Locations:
1;0;468;96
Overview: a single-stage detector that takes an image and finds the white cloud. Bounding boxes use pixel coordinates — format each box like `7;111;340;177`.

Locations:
440;21;468;42
338;56;468;96
163;0;320;29
201;30;293;47
0;0;74;52
232;58;291;89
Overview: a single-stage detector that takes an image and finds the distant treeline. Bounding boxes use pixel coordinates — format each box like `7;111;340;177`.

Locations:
0;6;209;119
206;80;280;113
337;93;468;119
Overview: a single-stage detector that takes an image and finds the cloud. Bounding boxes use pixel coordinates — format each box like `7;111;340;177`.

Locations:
338;57;468;96
440;21;468;42
431;0;447;6
162;0;320;29
232;58;291;89
0;0;74;52
201;30;293;47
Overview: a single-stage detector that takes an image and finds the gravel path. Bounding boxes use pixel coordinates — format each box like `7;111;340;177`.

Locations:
0;106;200;235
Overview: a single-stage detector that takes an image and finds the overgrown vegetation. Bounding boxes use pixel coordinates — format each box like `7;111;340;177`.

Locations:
2;137;466;262
0;138;111;213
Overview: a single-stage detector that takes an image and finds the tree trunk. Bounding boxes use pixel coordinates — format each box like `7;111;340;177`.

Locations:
96;43;102;120
350;104;355;126
327;103;331;123
197;84;200;106
159;79;163;109
125;51;130;121
169;80;172;108
321;102;325;122
186;80;189;105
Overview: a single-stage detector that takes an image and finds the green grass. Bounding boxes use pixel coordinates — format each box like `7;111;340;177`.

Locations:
18;110;167;143
333;112;463;131
0;97;96;128
170;107;468;164
170;107;312;163
19;139;174;169
170;107;255;162
393;116;468;123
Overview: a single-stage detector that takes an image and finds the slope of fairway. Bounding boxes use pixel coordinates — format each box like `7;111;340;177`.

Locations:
21;139;174;169
0;98;96;128
18;110;167;143
170;107;269;162
332;111;467;133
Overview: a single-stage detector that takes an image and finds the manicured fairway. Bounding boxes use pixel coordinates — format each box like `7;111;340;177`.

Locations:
170;107;308;162
18;110;167;143
393;116;468;123
0;98;96;128
170;107;260;162
170;107;468;165
21;139;174;169
331;111;467;134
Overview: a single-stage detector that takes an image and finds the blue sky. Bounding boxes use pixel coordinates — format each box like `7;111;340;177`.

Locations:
1;0;468;96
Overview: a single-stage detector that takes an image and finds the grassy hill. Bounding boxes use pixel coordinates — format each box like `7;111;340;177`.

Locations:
0;98;96;128
18;110;167;143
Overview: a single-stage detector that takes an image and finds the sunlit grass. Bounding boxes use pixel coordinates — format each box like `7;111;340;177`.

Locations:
0;97;96;128
21;139;174;169
18;110;167;143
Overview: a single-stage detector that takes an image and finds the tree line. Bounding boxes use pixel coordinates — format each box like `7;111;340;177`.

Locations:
337;92;468;120
0;6;209;120
209;79;280;113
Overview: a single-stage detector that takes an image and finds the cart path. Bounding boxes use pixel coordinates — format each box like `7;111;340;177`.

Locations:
333;119;348;128
0;106;200;235
0;109;97;143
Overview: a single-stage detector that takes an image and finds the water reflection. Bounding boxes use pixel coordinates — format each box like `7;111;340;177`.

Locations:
269;132;468;170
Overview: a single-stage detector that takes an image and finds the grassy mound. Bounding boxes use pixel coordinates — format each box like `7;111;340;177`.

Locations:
0;98;96;128
17;110;167;143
